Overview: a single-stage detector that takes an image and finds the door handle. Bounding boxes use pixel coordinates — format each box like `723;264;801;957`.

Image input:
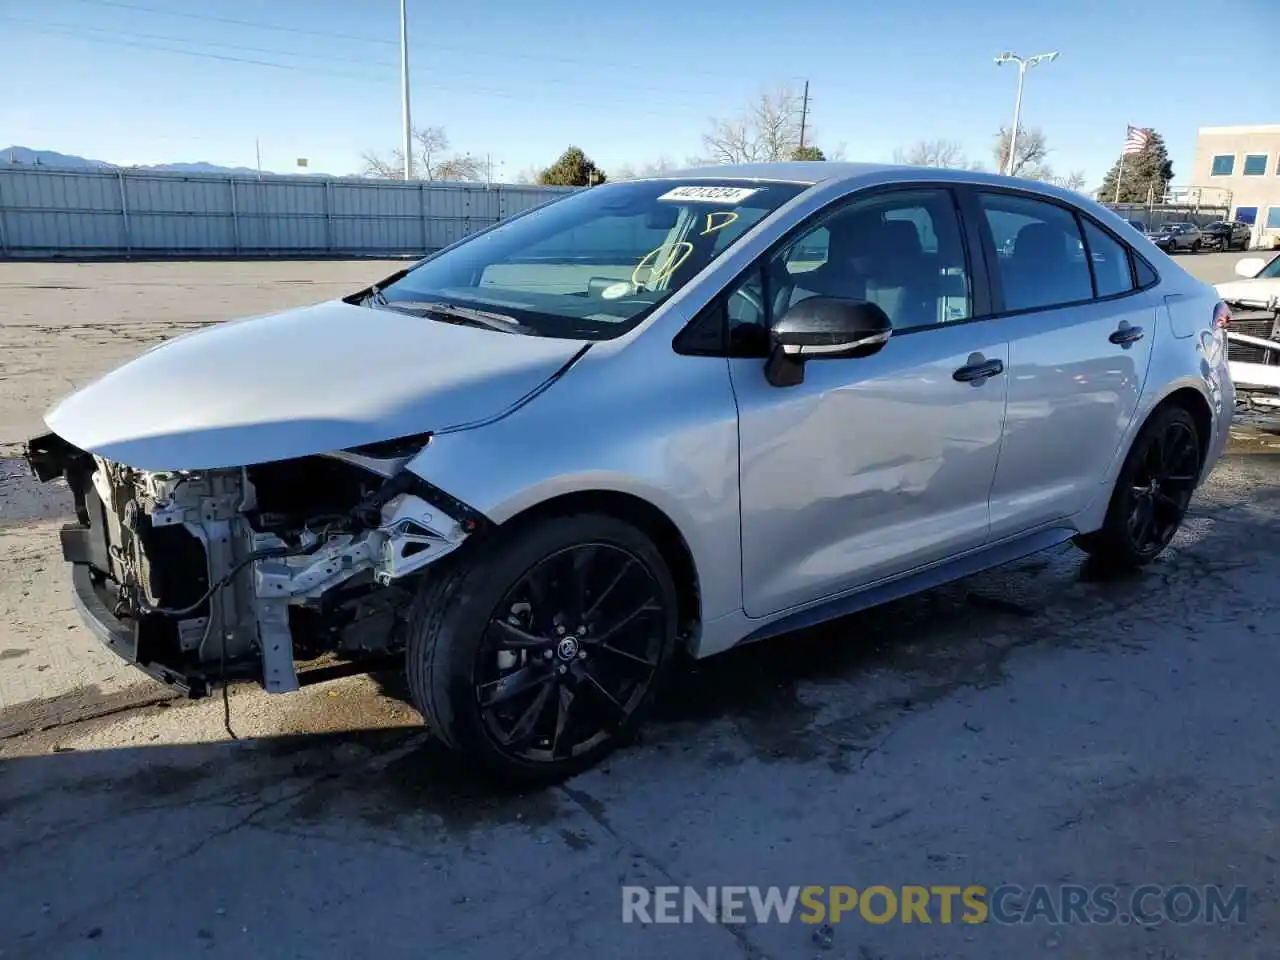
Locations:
952;358;1004;383
1109;324;1145;346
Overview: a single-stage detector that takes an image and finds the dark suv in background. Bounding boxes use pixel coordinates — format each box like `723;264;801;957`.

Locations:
1201;220;1252;251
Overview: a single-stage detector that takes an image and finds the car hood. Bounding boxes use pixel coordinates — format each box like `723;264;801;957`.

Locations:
1216;277;1280;307
44;299;588;471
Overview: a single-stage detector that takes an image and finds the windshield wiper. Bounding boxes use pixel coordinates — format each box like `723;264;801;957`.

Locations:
393;300;527;334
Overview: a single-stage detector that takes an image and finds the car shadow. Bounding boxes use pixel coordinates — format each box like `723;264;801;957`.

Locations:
2;452;1275;844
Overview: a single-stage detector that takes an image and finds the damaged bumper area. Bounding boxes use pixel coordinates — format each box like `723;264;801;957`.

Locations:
24;433;485;697
1225;301;1280;409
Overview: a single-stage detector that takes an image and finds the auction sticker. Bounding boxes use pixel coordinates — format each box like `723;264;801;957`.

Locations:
600;282;631;299
657;185;760;204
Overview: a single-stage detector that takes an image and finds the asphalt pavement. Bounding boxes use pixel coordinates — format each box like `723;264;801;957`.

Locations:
1;252;1278;959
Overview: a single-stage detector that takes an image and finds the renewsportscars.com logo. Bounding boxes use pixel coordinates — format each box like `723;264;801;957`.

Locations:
622;885;1248;926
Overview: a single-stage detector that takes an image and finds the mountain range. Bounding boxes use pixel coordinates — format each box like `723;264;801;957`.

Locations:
2;145;279;176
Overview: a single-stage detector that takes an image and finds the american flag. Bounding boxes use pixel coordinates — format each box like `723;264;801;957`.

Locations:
1124;126;1152;155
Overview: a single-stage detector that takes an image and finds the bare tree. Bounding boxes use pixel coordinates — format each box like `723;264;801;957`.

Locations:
993;126;1050;178
1047;170;1087;192
511;164;543;184
892;138;981;169
359;151;402;179
701;86;813;164
435;154;486;182
612;156;678;180
361;125;483;181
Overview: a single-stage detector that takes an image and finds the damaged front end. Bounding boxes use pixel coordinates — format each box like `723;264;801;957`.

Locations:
1224;296;1280;412
24;433;484;697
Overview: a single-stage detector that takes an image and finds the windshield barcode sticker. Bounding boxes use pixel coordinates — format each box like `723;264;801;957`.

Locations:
657;185;761;204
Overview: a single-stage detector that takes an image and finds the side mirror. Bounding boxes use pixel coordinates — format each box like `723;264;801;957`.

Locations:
764;296;892;387
1236;257;1266;278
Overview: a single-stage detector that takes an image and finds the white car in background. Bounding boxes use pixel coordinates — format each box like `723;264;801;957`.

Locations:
1217;254;1280;407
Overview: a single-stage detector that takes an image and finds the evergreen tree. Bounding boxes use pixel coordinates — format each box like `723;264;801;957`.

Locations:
538;147;607;187
1097;130;1175;204
791;145;826;161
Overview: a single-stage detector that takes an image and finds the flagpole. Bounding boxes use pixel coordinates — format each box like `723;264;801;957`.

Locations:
1114;154;1124;204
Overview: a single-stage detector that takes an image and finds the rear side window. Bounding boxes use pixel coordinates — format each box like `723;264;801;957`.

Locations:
978;193;1093;312
1080;219;1134;297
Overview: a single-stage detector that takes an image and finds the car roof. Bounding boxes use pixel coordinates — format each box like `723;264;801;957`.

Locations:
647;161;1072;197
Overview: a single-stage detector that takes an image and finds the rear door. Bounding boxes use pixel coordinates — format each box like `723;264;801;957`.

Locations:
968;189;1158;538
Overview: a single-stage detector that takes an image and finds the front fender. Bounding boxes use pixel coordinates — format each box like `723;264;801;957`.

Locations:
402;343;744;623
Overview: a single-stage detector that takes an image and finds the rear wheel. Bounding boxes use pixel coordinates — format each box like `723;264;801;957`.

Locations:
1074;405;1202;570
405;512;680;781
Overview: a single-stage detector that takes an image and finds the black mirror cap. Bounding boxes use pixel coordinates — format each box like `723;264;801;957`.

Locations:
773;296;892;349
763;297;893;387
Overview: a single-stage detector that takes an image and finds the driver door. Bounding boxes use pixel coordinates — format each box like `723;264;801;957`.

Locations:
728;186;1009;619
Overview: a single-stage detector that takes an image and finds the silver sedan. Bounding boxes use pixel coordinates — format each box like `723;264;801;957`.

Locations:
25;162;1234;779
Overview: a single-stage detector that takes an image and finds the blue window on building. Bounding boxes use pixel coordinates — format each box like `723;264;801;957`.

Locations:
1243;154;1268;176
1236;207;1258;225
1266;208;1280;230
1211;154;1234;176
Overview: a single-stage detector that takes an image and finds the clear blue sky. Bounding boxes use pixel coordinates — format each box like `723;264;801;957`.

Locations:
2;0;1275;186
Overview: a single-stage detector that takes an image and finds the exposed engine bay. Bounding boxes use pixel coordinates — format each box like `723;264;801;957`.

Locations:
25;434;478;696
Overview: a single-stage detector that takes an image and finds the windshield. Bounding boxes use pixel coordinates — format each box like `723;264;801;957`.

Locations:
1257;255;1280;280
371;179;807;340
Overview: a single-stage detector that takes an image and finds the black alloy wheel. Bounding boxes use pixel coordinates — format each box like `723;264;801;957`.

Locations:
1074;405;1203;569
405;512;680;780
476;543;667;763
1124;417;1200;558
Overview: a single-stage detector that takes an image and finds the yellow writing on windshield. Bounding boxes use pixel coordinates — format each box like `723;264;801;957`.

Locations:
700;211;739;235
632;241;694;288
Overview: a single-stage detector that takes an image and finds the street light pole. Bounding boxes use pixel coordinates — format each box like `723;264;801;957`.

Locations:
400;0;413;181
994;50;1058;176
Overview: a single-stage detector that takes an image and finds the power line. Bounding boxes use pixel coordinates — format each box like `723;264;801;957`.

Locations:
62;0;758;82
4;16;400;69
5;20;392;83
4;19;720;119
15;15;730;100
20;15;742;100
64;0;396;45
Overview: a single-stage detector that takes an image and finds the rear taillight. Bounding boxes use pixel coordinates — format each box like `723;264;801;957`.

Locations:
1213;301;1231;329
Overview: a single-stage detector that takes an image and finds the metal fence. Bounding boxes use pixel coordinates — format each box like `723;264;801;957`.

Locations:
0;166;577;259
1101;201;1230;232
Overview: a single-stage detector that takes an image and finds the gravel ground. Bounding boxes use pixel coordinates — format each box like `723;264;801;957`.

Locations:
1;252;1278;959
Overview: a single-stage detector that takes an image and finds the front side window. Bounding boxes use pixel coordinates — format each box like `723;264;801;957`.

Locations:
978;193;1092;312
1211;155;1235;176
1081;220;1134;297
721;188;973;351
372;180;806;340
1243;154;1268;176
778;188;973;332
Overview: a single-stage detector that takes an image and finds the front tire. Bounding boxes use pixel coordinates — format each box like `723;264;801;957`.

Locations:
405;512;680;781
1073;405;1202;570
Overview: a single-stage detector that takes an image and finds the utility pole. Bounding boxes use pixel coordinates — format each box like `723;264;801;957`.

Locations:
399;0;413;181
994;51;1058;176
255;138;262;179
798;80;811;150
